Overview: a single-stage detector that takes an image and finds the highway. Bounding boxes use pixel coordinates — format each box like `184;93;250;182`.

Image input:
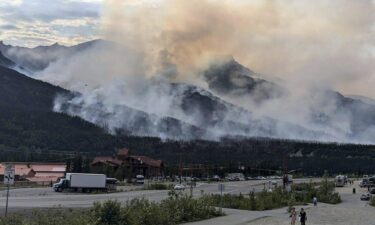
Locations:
0;178;319;211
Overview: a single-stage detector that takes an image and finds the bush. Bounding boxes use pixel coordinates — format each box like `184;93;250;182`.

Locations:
0;209;90;225
0;215;24;225
123;199;171;225
204;187;291;211
370;197;375;207
91;200;128;225
1;194;222;225
164;190;222;223
205;181;341;211
145;183;172;190
292;181;341;204
92;193;222;225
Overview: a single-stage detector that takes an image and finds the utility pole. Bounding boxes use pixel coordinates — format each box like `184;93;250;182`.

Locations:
5;183;9;216
218;183;224;214
179;153;182;184
283;154;288;191
190;165;193;197
4;164;14;217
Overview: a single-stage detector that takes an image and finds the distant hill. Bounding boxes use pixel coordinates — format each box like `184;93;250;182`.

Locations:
0;39;111;73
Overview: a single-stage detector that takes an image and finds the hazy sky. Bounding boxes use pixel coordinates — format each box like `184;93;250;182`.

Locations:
1;0;375;98
0;0;103;47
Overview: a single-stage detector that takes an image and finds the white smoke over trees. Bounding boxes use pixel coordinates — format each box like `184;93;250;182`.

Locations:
34;0;375;143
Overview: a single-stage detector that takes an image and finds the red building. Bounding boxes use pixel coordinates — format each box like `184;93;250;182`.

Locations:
91;148;164;178
0;162;66;183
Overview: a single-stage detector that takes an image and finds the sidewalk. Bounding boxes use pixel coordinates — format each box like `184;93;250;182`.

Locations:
182;206;305;225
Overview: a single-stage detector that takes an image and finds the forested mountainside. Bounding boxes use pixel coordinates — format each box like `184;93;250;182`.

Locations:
0;65;124;152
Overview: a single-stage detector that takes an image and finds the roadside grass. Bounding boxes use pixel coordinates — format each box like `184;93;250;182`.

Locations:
0;190;223;225
0;209;90;225
0;181;52;191
202;180;341;211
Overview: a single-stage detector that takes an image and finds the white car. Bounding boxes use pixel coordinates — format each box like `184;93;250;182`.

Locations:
360;193;371;201
174;184;185;191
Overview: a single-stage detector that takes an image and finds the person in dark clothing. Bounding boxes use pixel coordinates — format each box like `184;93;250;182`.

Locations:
300;208;307;225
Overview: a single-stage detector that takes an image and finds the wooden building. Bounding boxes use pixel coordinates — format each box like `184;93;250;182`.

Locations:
91;148;164;178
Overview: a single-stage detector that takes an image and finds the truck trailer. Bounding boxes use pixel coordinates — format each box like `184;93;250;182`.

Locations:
53;173;108;192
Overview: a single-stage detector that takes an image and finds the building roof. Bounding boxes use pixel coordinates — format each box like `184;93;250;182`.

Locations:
129;155;163;168
34;172;65;177
117;148;130;157
27;176;60;182
0;164;34;177
91;157;122;166
29;163;66;172
0;163;66;176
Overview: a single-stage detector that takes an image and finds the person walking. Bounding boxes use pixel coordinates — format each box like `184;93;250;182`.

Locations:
313;196;317;206
289;207;297;225
300;208;307;225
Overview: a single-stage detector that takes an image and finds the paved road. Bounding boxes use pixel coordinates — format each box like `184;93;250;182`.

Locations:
0;178;318;210
184;180;375;225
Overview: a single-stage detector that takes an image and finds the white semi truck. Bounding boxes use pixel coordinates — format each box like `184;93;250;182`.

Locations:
335;175;346;187
53;173;110;192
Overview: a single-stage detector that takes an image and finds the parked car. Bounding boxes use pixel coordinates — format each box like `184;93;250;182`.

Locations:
225;177;234;181
370;188;375;194
135;175;144;185
174;184;185;191
360;193;371;201
210;175;220;182
191;177;200;182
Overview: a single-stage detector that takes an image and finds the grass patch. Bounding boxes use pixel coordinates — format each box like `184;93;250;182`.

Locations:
292;180;341;204
203;180;340;211
0;190;223;225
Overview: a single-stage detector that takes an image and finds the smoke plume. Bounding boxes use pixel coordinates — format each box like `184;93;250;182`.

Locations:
36;0;375;143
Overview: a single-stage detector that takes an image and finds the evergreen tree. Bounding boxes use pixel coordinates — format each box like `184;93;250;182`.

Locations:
72;155;83;173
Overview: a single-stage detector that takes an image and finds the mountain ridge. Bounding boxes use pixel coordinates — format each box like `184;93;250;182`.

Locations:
0;65;124;151
2;39;375;144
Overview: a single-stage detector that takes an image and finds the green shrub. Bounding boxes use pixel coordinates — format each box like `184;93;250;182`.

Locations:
1;194;222;225
145;183;172;190
0;209;90;225
91;200;128;225
0;215;24;225
123;199;171;225
292;181;341;204
163;192;222;223
370;197;375;207
205;182;341;211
